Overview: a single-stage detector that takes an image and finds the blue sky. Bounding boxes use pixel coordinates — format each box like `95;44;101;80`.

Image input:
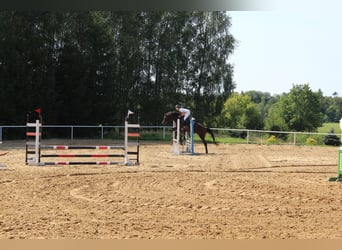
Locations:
228;0;342;96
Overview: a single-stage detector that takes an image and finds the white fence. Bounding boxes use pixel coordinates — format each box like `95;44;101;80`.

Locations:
0;125;169;141
0;125;341;146
212;128;341;146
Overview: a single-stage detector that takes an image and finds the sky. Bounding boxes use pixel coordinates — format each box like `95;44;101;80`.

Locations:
228;0;342;96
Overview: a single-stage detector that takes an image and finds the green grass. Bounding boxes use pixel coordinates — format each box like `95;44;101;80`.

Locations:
214;137;246;144
105;123;341;145
143;133;246;144
318;123;341;134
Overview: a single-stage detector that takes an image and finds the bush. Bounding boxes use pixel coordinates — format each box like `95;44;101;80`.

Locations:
267;135;277;144
306;138;317;146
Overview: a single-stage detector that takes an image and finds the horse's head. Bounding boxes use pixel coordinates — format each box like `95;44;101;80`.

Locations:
162;111;180;125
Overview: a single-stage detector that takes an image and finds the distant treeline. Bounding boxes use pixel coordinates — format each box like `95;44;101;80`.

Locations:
0;11;235;126
222;86;342;133
1;11;340;132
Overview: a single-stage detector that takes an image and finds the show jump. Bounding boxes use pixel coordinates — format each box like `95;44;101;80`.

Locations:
25;110;140;166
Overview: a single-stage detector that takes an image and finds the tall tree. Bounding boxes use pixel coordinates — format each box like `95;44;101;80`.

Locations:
0;11;62;124
184;12;235;125
53;12;117;124
221;93;263;130
265;84;323;132
321;94;342;122
0;11;236;127
264;96;289;132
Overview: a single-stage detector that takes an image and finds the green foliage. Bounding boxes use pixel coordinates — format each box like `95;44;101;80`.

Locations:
265;97;289;131
244;91;279;121
305;138;317;146
267;135;277;144
286;84;323;131
221;93;263;130
318;123;341;134
0;11;236;126
2;11;338;132
265;84;323;132
321;94;342;122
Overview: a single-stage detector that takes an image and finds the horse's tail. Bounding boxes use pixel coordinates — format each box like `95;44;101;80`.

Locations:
206;127;218;145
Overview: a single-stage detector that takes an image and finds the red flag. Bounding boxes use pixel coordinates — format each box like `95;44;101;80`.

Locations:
34;108;41;115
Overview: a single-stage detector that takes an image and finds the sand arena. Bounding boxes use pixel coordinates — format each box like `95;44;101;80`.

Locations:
0;140;341;239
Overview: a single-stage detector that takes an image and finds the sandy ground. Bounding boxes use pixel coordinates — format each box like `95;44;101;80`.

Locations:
0;140;342;239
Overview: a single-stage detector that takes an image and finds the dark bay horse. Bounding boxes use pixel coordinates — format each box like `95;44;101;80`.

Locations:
162;111;217;154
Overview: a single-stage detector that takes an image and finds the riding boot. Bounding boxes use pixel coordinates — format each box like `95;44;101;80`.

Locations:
185;118;190;127
179;119;186;132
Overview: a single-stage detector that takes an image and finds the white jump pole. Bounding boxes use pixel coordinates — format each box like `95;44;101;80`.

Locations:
172;119;180;155
26;120;41;165
124;120;129;165
124;110;140;166
125;110;132;165
34;120;40;165
27;110;140;166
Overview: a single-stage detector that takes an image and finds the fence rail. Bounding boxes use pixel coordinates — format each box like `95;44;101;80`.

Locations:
211;127;341;146
0;124;341;146
0;125;170;141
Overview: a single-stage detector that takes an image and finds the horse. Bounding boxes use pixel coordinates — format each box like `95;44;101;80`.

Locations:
162;111;217;154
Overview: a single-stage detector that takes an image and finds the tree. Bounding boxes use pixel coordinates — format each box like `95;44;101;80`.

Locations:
264;97;289;132
321;94;342;122
184;12;235;125
0;11;236;126
244;91;280;121
53;12;117;124
136;11;236;126
221;93;263;130
0;11;62;124
265;84;323;132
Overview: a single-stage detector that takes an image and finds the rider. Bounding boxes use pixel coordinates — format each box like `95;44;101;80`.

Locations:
175;104;191;128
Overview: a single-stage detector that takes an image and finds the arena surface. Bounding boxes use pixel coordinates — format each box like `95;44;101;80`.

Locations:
0;141;341;239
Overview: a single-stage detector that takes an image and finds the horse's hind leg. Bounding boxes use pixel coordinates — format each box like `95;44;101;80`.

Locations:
200;137;208;154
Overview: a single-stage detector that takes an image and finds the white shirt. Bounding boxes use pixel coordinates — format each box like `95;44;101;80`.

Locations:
179;107;190;121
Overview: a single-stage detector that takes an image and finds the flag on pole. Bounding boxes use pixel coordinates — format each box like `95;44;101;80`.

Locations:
34;108;41;115
34;108;42;123
126;110;134;120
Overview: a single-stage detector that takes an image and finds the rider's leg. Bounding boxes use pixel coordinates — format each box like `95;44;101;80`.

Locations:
179;117;185;130
184;117;190;127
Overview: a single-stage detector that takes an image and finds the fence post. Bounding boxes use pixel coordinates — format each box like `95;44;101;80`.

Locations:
190;118;194;155
71;126;74;140
0;126;2;143
101;126;104;140
327;118;342;182
340;118;342;144
163;126;166;140
293;132;296;145
246;130;250;144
